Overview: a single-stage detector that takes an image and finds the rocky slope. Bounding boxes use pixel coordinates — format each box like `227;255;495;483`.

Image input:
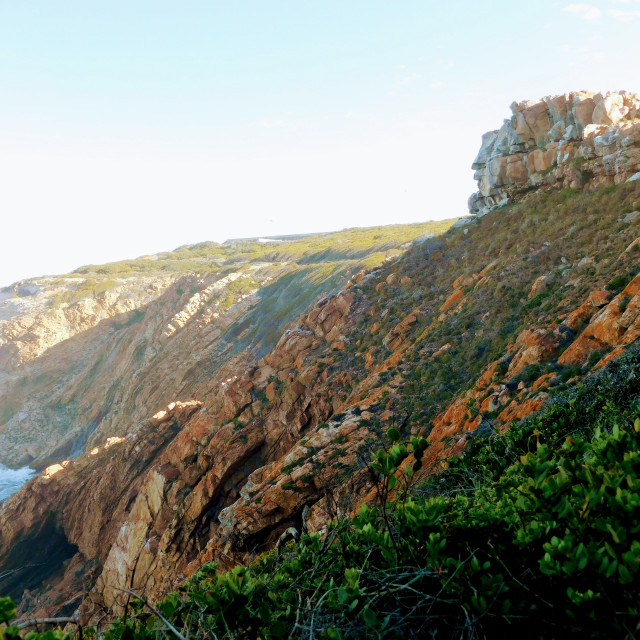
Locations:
2;94;640;626
469;90;640;215
0;223;449;469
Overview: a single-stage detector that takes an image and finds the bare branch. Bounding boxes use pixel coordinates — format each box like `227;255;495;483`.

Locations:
112;588;187;640
14;617;77;630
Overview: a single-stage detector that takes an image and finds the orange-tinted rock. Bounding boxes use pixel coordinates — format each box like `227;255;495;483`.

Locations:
592;347;625;370
440;288;464;312
464;414;483;432
588;290;611;307
507;329;559;377
475;360;501;390
383;312;418;351
497;394;548;424
528;274;552;298
265;382;278;401
622;327;640;345
622;273;640;297
431;399;472;439
479;260;499;277
558;334;605;366
619;296;640;328
584;304;625;345
563;301;593;331
532;372;557;391
364;347;376;369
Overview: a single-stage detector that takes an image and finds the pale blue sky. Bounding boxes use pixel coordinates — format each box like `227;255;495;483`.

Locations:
1;1;639;285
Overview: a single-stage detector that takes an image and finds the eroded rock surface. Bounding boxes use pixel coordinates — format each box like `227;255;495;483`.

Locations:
470;91;640;215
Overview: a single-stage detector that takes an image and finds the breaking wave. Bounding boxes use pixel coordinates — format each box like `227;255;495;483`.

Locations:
0;464;35;502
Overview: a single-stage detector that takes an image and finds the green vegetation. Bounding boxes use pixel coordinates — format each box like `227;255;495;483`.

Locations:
218;276;257;310
328;181;640;435
49;278;121;307
606;273;631;292
45;220;457;351
69;221;456;282
5;184;640;638
4;349;639;639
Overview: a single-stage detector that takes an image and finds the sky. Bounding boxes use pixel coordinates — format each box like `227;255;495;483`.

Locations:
1;1;639;286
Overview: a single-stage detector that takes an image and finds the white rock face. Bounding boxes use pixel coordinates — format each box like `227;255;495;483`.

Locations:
469;91;640;215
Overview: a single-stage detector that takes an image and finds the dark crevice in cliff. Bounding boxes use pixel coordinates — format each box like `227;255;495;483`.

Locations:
0;516;78;600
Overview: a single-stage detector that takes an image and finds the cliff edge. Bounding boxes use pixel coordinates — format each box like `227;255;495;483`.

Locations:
469;91;640;215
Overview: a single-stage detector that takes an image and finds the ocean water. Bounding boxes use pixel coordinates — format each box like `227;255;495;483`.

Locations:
0;464;35;502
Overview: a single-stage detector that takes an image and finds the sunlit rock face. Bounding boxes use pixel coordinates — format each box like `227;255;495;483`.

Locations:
0;226;444;470
469;91;640;215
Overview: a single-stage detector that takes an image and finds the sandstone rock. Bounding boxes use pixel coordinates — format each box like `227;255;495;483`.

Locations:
469;91;640;215
440;289;464;313
265;381;278;401
622;236;640;256
528;274;552;298
383;312;418;351
592;347;626;371
532;372;557;391
497;394;548;424
588;290;611;307
558;334;605;366
431;343;451;358
563;301;595;331
507;329;559;377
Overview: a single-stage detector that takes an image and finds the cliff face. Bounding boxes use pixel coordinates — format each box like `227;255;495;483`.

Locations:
469;91;640;215
0;224;448;469
3;95;640;625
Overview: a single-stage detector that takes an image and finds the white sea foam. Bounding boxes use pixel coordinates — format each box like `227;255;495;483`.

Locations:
0;464;35;502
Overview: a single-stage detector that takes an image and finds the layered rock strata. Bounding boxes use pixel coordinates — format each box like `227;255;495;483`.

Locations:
469;91;640;215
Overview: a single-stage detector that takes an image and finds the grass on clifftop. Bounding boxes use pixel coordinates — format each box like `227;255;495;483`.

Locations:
324;182;640;438
43;220;456;309
70;221;457;280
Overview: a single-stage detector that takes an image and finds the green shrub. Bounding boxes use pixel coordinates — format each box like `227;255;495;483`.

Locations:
69;349;640;639
606;274;630;291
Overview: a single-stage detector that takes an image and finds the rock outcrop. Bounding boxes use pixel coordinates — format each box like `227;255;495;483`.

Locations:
0;225;442;469
469;91;640;215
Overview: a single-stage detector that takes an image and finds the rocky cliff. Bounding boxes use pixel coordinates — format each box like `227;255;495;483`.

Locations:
3;96;640;627
0;223;449;469
469;91;640;215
